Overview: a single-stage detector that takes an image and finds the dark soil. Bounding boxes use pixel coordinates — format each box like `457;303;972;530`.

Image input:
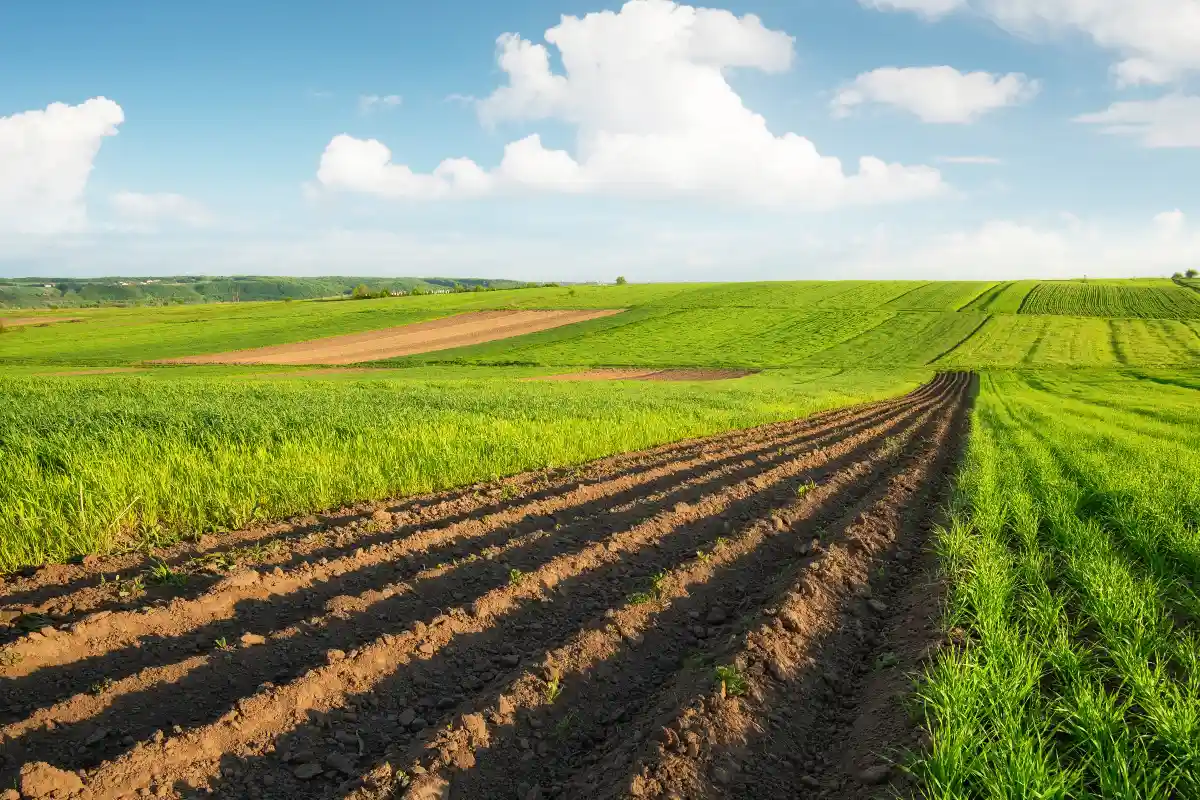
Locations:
0;373;975;800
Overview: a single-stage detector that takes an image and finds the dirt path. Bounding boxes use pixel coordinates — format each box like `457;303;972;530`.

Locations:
160;310;622;365
0;374;974;799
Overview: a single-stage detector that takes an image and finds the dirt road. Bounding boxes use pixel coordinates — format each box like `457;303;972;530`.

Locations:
0;372;975;799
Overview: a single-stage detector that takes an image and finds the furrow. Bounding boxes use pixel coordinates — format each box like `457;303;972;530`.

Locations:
56;379;953;799
387;374;965;800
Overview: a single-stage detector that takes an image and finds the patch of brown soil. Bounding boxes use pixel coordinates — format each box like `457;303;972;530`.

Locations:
538;368;755;382
0;374;973;800
159;310;623;365
0;317;83;328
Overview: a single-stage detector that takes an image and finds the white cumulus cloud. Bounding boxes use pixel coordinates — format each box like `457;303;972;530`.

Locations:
863;0;1200;86
833;66;1038;123
317;0;946;208
859;0;966;19
1075;94;1200;147
110;191;213;228
0;97;124;234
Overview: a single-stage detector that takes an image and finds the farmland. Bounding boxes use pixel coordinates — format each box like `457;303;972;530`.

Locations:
916;370;1200;797
1020;280;1200;319
2;278;1200;799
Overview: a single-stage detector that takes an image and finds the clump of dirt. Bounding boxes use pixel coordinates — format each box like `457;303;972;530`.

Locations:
159;310;624;365
0;373;974;800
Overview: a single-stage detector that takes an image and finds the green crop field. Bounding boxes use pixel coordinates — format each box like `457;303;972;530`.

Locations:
800;311;988;367
961;280;1039;313
915;369;1200;797
1020;281;1200;319
3;277;1200;797
0;366;926;569
886;282;996;311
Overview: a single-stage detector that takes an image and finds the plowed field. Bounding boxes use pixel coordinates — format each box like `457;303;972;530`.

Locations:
163;310;622;365
0;373;974;800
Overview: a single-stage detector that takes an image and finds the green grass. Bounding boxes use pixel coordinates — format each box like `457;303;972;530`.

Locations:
431;307;895;368
1020;281;1200;319
801;312;988;367
914;369;1200;798
0;366;927;570
961;280;1039;313
940;315;1200;368
885;283;996;311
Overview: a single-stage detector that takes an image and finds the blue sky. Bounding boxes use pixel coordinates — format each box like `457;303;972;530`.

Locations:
2;0;1198;280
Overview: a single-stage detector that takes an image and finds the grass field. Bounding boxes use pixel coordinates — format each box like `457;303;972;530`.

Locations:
915;369;1200;797
0;366;927;570
961;280;1038;313
1020;281;1200;319
3;277;1200;798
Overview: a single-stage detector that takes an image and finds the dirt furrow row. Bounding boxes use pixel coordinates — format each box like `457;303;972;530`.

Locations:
0;384;935;691
626;372;974;799
1;376;946;623
378;375;967;800
0;380;941;654
1;379;958;799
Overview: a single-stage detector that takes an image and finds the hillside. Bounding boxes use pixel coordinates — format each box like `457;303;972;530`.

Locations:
0;275;533;309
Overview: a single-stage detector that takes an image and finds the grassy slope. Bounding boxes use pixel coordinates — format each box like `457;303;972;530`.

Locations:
0;367;927;570
1020;281;1200;319
962;280;1039;313
915;369;1200;797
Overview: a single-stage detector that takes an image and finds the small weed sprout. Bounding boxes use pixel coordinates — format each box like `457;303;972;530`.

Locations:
554;711;577;738
630;570;671;605
544;670;563;702
90;677;116;695
500;484;518;501
508;568;526;587
214;636;232;652
795;480;817;498
146;559;184;586
715;665;748;697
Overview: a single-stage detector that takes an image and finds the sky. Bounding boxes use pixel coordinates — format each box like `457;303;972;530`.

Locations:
2;0;1199;281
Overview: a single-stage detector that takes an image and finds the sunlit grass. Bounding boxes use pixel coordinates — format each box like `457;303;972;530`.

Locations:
913;369;1200;798
0;366;927;571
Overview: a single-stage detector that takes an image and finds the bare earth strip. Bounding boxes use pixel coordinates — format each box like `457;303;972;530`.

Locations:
159;310;623;365
537;368;756;382
0;317;83;328
0;375;973;800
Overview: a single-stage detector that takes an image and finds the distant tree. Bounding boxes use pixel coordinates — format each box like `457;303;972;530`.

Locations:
352;284;373;299
1175;272;1185;280
410;285;426;296
615;276;628;285
472;284;484;292
1187;269;1199;279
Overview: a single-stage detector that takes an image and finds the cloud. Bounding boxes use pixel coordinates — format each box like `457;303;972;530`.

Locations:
1155;208;1186;236
0;97;124;234
1075;94;1200;147
833;66;1038;123
937;155;1004;164
358;94;403;113
858;0;965;19
317;0;946;208
862;1;1200;85
856;211;1200;279
110;191;213;228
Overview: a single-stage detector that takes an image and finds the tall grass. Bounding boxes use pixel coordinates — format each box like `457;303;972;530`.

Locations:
0;367;927;571
913;369;1200;797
